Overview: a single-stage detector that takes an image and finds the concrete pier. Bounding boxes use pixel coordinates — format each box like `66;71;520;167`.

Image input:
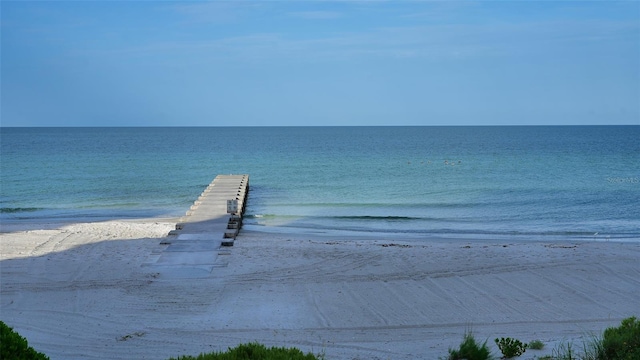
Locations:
144;175;249;277
171;174;249;243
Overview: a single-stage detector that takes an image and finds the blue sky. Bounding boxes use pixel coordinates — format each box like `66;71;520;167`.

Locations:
1;1;639;126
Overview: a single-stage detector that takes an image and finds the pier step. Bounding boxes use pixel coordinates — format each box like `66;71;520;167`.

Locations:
174;174;249;244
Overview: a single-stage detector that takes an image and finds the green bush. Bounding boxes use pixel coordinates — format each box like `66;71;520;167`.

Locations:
168;342;320;360
444;331;494;360
0;321;49;360
601;316;640;360
542;317;639;360
528;339;545;350
495;337;527;358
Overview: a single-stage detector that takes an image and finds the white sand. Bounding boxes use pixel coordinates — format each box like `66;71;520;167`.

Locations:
1;219;639;360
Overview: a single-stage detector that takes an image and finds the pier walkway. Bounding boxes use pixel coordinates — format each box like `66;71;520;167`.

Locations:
144;174;249;277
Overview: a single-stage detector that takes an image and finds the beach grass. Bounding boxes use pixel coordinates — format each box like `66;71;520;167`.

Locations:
537;317;639;360
443;331;494;360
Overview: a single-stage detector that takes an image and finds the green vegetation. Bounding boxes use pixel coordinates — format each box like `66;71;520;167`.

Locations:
495;337;527;358
538;339;605;360
3;317;639;360
601;316;640;360
528;339;545;350
536;317;639;360
582;335;606;360
0;321;49;360
548;342;579;360
444;331;494;360
167;342;321;360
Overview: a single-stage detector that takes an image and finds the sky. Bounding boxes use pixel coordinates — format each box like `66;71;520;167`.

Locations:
1;1;639;127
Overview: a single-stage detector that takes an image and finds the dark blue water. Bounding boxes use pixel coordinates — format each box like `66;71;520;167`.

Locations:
1;126;638;240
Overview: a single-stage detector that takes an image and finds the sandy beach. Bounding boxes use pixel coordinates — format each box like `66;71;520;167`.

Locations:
1;219;639;360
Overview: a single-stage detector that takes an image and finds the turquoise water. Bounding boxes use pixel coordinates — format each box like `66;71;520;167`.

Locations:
1;126;639;240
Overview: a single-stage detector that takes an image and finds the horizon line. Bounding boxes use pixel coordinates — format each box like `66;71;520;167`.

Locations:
1;124;639;129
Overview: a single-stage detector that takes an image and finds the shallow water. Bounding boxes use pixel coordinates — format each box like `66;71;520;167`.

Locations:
1;126;638;240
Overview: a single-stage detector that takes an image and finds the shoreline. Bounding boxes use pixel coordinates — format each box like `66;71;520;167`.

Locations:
1;218;639;359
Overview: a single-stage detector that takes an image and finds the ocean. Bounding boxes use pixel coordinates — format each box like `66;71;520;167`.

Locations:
1;126;638;241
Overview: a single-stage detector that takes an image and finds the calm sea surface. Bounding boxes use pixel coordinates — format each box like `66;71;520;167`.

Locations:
1;126;638;241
